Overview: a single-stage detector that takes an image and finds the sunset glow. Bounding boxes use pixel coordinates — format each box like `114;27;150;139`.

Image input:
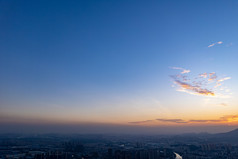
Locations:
0;0;238;134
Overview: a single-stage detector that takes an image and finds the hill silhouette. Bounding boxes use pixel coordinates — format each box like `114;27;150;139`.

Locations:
208;128;238;143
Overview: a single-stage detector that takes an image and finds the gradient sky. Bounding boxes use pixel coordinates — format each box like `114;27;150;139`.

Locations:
1;0;238;133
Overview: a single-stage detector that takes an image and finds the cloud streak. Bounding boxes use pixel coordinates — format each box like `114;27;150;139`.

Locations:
130;115;238;125
129;120;154;124
171;67;190;74
174;80;215;96
217;77;231;82
157;118;187;123
208;41;223;48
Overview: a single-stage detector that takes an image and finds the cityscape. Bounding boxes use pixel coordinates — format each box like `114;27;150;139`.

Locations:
1;0;238;159
1;128;238;159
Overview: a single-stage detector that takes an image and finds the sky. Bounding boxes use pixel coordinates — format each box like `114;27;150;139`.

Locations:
1;0;238;134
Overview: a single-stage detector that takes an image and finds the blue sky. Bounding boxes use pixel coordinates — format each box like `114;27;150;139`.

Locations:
0;0;238;133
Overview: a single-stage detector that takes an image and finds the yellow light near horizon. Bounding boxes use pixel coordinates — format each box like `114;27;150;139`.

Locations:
227;117;238;123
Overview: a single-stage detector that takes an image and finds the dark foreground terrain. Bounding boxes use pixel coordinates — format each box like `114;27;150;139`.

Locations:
1;129;238;159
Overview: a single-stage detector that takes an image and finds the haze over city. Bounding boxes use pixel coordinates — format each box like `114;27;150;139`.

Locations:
1;0;238;134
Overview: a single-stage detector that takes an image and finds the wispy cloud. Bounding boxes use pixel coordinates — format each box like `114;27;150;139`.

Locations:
189;119;222;123
220;103;227;106
226;43;233;47
217;77;231;82
129;120;154;124
170;67;231;98
174;80;215;96
208;72;217;82
171;67;190;74
208;41;223;48
130;115;238;125
199;73;208;78
156;118;187;123
215;77;231;88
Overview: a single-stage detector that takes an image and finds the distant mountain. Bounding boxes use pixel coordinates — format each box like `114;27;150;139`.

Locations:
216;128;238;137
208;128;238;143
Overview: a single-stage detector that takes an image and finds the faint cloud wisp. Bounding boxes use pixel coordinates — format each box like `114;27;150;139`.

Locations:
171;67;190;74
208;41;223;48
129;115;238;125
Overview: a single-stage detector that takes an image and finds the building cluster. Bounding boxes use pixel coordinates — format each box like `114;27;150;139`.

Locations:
173;143;238;159
1;134;238;159
0;142;175;159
